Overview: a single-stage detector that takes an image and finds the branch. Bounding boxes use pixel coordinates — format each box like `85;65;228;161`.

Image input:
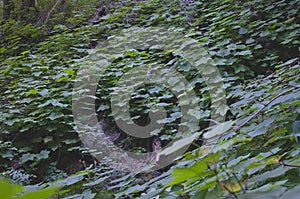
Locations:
46;0;62;21
258;143;300;169
204;84;300;145
209;163;238;199
280;161;300;168
234;84;300;131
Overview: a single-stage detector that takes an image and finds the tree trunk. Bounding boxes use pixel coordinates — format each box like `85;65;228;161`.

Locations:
2;0;14;20
19;0;39;23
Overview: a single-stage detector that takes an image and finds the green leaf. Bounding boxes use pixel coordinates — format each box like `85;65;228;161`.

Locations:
236;50;252;56
0;180;24;199
239;27;248;35
216;104;230;116
36;150;50;160
48;112;64;120
281;185;300;199
43;136;53;143
17;186;59;199
167;161;207;186
239;187;286;199
247;167;290;187
52;173;86;187
0;47;6;53
203;120;235;140
159;132;202;156
20;153;35;164
25;88;38;96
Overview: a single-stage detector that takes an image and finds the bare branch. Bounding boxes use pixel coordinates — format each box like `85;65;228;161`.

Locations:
235;84;300;131
46;0;62;21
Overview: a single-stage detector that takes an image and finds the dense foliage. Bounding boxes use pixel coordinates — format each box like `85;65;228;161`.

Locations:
0;0;299;198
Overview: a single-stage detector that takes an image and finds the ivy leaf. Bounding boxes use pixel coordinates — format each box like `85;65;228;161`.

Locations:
236;50;252;56
43;136;53;143
25;88;38;97
52;173;86;187
38;89;49;97
36;150;50;161
203;120;235;140
167;160;207;186
216;104;230;116
239;27;248;35
280;185;300;199
48;112;64;120
20;153;35;164
248;118;275;137
159;132;202;157
239;187;286;199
